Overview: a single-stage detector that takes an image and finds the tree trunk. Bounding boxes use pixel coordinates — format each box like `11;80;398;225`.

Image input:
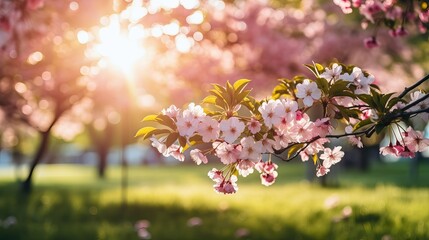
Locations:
97;146;108;178
89;123;113;178
21;131;50;193
410;153;420;184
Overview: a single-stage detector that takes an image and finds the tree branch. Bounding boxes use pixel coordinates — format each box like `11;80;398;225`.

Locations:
274;127;375;161
398;92;429;113
398;73;429;98
397;106;429;118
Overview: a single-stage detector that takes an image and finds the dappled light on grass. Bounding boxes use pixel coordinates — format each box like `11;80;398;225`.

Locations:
1;164;429;239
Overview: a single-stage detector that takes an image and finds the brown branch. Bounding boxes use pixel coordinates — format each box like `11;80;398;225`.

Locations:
398;73;429;99
273;127;375;161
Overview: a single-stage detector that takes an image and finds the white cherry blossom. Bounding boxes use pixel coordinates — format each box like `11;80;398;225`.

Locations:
296;79;321;107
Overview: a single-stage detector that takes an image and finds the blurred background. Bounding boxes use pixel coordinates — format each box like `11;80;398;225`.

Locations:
1;0;429;239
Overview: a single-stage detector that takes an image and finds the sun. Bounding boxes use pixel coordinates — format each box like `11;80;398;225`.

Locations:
95;15;146;75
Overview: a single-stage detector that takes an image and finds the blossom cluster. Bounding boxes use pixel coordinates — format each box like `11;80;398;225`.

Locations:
333;0;429;47
137;63;429;194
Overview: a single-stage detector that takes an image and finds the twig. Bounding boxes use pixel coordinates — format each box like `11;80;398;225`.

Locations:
397;106;429;118
399;92;429;112
274;127;375;161
398;73;429;99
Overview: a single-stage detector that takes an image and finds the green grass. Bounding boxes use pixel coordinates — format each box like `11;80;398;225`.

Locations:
0;161;429;239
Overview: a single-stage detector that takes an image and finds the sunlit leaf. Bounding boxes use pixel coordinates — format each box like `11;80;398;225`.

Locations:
287;143;305;159
233;79;251;93
143;129;171;140
236;90;251;105
203;95;217;104
141;114;158;122
135;127;157;138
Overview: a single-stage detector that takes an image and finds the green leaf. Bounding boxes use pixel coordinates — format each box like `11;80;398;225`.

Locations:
353;119;374;132
233;79;251;92
380;93;394;106
386;97;405;110
143;129;171;140
312;154;318;165
357;94;376;109
203;95;217;105
135;127;157;138
141;114;158;122
305;63;324;77
315;77;329;95
236;90;251;105
335;105;360;121
287;143;305;159
329;80;353;98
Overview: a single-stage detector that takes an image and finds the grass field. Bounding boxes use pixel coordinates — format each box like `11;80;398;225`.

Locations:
0;161;429;240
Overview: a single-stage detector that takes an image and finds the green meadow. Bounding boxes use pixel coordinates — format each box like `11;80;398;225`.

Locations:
0;161;428;240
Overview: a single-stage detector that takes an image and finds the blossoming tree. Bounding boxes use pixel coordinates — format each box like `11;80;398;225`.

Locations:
138;61;429;194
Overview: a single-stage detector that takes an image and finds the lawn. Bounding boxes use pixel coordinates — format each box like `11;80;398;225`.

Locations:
0;161;429;240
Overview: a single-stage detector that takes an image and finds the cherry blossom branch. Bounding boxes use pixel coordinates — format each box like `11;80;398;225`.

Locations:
274;128;376;161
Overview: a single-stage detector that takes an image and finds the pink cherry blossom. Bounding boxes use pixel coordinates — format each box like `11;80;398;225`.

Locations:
316;165;330;177
162;105;180;119
403;127;429;152
258;99;284;128
208;168;224;182
260;171;278;186
363;36;379;48
380;143;401;157
247;118;262;134
348;136;363;148
279;99;298;124
313;118;332;137
321;146;344;168
260;134;275;153
333;0;353;14
168;144;185;162
219;117;245;143
288;115;314;142
359;0;385;23
273;129;291;150
320;63;343;81
255;160;279;186
296;79;321;107
214;175;238;194
190;149;208;165
198;116;220;142
236;160;255;177
255;160;278;174
150;136;168;156
183;103;206;121
240;137;263;162
409;90;429;121
399;146;415;158
213;141;241;164
176;114;199;137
